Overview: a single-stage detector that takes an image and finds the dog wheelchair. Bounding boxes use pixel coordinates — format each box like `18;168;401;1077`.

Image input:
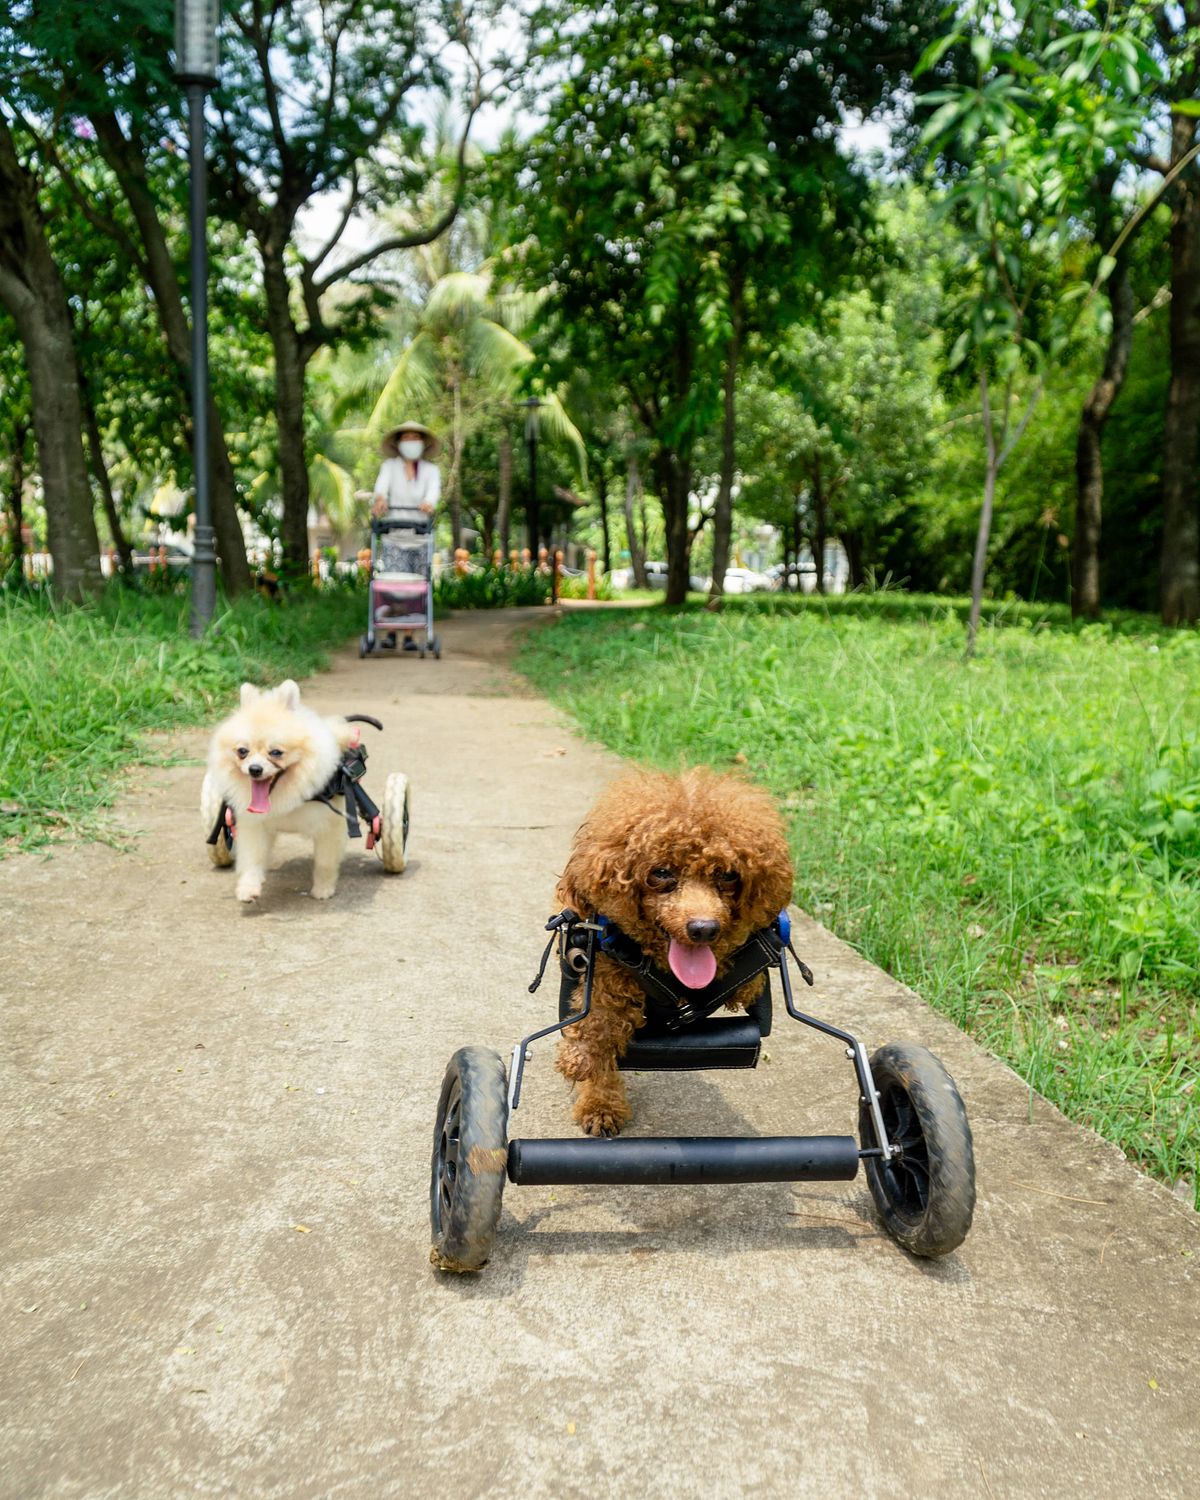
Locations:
359;517;441;660
430;910;976;1271
200;715;411;874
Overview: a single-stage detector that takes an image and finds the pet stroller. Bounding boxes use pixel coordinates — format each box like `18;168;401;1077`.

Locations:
359;517;441;659
428;910;976;1272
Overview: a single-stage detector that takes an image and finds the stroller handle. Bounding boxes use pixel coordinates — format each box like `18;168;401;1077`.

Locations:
372;516;433;536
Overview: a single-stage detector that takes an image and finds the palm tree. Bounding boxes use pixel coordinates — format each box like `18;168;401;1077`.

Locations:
335;250;585;550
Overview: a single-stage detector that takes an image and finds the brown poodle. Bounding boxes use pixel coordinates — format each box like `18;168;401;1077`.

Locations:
554;768;795;1137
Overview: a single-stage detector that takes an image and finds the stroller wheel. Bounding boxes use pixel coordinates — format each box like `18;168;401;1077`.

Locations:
359;634;373;658
432;637;442;660
379;772;410;873
430;1047;508;1273
859;1043;976;1257
200;773;234;868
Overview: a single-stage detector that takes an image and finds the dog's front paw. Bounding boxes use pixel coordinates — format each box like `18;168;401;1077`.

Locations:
576;1106;626;1138
555;1037;595;1082
310;881;337;901
236;877;263;903
573;1085;631;1139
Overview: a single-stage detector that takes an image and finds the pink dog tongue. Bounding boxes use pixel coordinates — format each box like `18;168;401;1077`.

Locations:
668;939;717;990
248;778;272;814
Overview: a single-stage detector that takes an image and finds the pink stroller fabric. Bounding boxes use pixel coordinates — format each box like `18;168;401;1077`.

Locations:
372;577;426;624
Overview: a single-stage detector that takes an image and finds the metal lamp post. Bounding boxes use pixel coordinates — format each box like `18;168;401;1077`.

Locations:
174;1;220;637
523;396;542;565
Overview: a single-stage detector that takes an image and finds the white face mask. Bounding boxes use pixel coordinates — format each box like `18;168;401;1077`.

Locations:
398;439;424;460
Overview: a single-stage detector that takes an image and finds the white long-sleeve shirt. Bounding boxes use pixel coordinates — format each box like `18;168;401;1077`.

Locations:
373;458;441;523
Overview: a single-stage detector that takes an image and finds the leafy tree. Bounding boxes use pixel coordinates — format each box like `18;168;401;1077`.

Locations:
341;259;584;549
3;0;255;591
0;116;102;597
1124;2;1200;624
0;317;32;579
735;270;939;590
207;0;507;576
919;1;1200;631
511;1;938;604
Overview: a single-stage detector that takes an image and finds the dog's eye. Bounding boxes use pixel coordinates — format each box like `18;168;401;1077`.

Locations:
268;748;284;760
236;747;249;759
647;867;677;891
716;870;740;889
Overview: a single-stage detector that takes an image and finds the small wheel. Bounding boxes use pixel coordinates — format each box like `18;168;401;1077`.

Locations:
200;773;234;868
432;638;442;660
379;772;410;873
359;634;369;658
418;643;426;659
430;1047;508;1273
859;1043;975;1257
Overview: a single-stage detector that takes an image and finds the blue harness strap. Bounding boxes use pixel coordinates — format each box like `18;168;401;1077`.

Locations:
595;915;788;1029
541;911;802;1032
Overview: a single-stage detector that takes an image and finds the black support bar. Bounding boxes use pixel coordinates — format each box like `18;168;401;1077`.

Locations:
506;1135;860;1186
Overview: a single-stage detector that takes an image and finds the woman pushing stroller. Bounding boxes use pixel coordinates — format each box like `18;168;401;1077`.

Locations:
372;422;440;650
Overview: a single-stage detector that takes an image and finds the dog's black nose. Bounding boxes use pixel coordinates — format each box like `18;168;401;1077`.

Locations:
687;918;720;943
247;763;265;778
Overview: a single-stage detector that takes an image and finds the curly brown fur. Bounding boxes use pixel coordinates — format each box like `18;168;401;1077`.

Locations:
554;768;794;1136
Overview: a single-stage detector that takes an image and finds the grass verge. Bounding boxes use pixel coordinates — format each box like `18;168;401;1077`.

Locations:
0;582;366;852
518;601;1200;1207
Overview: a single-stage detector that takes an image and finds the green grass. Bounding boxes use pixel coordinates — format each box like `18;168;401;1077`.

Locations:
0;581;367;851
517;601;1200;1206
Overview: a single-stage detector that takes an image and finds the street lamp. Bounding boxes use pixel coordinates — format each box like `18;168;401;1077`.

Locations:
174;1;220;637
523;396;542;563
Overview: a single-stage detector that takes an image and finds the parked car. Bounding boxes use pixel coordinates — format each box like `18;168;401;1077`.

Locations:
612;561;709;592
720;566;770;594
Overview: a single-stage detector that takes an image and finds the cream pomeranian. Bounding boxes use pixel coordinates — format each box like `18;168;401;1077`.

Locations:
205;680;356;903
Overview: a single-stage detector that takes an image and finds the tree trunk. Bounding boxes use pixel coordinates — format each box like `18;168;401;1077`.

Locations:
82;383;134;576
261;249;312;580
966;373;1000;659
1161;116;1200;626
623;456;648;588
639;485;649;557
525;421;541;558
708;305;741;605
792;494;804;588
1072;262;1134;620
812;457;828;595
653;449;692;606
596;459;612;573
91;112;251;596
843;529;865;590
447;378;464;549
0;122;101;599
497;427;513;557
5;419;28;576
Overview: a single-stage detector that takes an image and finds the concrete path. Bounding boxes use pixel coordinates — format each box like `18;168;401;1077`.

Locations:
2;610;1197;1499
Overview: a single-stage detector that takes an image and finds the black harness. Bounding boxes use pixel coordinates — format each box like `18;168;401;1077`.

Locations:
205;714;384;850
531;909;813;1032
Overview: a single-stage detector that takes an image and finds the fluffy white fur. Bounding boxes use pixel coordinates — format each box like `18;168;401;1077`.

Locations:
206;680;355;902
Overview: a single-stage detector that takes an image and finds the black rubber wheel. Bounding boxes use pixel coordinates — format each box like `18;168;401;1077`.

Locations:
433;638;442;660
430;1047;508;1273
859;1042;975;1257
